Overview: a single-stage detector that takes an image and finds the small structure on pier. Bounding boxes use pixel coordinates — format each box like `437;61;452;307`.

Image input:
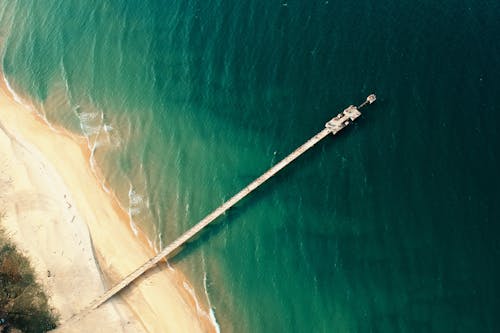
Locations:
358;93;377;109
325;105;361;135
325;94;376;135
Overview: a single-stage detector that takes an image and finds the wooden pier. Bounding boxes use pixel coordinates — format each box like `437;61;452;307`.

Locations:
64;94;376;325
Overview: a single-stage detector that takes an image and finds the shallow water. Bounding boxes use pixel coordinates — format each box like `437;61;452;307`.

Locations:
1;1;500;332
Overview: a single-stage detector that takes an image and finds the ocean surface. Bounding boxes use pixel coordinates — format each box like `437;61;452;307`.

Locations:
1;1;500;332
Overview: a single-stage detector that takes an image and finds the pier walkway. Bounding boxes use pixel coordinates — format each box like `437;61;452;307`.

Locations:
64;94;376;325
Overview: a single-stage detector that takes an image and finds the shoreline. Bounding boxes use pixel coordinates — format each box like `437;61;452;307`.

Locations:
0;75;217;332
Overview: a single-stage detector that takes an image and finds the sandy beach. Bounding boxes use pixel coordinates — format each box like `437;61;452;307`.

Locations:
0;76;215;332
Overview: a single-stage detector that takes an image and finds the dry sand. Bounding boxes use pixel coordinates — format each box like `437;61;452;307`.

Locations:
0;77;216;332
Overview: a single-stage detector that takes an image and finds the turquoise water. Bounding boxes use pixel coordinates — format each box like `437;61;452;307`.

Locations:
1;1;500;332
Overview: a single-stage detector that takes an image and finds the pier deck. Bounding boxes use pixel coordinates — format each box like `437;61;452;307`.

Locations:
62;94;376;326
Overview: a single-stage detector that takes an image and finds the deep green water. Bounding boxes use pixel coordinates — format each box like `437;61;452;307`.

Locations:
1;1;500;332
